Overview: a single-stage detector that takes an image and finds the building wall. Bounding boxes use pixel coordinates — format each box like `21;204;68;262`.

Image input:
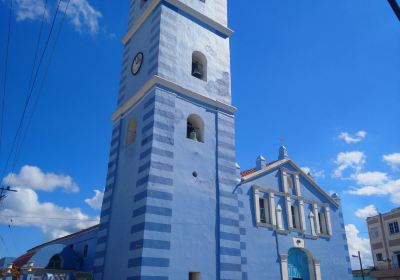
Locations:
239;162;352;280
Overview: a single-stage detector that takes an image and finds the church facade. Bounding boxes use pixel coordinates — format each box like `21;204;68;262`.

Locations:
4;0;353;280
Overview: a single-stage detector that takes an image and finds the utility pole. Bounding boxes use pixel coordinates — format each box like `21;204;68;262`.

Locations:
352;251;365;280
0;186;17;205
388;0;400;21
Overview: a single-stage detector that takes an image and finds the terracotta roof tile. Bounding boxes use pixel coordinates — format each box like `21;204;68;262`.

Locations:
240;168;256;177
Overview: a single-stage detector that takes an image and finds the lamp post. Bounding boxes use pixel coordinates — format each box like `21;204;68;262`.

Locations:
352;251;365;280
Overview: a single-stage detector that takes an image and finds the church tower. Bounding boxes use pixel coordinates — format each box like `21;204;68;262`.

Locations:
93;0;245;279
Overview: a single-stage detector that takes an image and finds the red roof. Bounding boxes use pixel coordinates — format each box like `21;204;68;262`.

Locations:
240;168;256;177
13;250;37;268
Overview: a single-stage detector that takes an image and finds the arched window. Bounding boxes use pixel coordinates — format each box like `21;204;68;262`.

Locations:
126;118;138;145
187;114;204;143
192;51;207;81
47;254;62;269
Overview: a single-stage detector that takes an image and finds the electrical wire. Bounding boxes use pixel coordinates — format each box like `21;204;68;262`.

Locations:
10;0;71;177
0;215;99;222
0;0;63;182
0;0;14;158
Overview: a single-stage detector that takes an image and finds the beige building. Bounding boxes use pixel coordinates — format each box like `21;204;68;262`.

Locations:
367;208;400;279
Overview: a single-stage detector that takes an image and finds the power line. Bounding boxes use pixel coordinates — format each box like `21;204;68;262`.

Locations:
11;0;72;173
0;215;99;222
0;0;14;158
388;0;400;21
0;0;64;182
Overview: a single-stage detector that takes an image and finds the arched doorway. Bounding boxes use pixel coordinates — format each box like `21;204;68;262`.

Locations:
287;248;311;280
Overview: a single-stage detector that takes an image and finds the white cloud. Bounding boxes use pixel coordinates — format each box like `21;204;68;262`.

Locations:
14;0;48;21
352;172;389;186
345;224;373;269
85;189;104;210
355;205;379;220
62;0;102;34
11;0;102;34
301;167;325;179
333;151;366;177
383;153;400;170
0;188;98;240
3;165;79;192
348;179;400;204
339;131;367;144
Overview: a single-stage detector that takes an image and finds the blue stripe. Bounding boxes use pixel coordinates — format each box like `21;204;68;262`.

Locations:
154;108;174;120
127;277;168;280
144;96;155;109
135;190;173;202
133;205;172;217
131;222;171;233
220;217;239;227
220;263;241;272
220;203;239;213
220;247;241;256
220;232;240;242
128;257;170;268
130;239;171;250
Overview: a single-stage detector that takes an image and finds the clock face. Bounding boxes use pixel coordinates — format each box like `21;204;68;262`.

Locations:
131;52;143;75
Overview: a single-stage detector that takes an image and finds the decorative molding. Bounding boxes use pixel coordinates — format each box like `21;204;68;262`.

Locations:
112;75;236;122
122;0;233;45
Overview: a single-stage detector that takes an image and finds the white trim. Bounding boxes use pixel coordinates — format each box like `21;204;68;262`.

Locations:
254;189;261;224
281;170;289;193
299;199;306;231
280;254;289;280
313;203;321;235
121;0;233;45
270;192;277;226
325;206;333;236
241;159;339;208
276;205;284;230
309;211;316;236
314;259;322;280
112;75;236;121
286;196;293;229
295;174;301;196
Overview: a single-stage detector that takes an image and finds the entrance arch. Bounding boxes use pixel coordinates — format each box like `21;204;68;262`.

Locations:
287;248;312;280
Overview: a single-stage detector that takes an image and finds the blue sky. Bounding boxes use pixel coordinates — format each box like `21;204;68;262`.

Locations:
0;0;399;269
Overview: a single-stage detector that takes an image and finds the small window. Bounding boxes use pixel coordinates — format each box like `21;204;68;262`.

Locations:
192;51;207;81
187;114;204;143
126;118;138;145
370;227;379;239
189;272;201;280
376;253;383;262
83;245;89;258
258;198;270;224
291;205;301;230
318;212;328;234
389;221;400;235
48;254;62;269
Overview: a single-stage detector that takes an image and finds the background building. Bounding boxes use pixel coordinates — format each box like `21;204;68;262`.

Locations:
367;208;400;279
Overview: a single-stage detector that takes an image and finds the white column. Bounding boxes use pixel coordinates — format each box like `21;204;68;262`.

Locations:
325;206;333;236
282;170;288;193
314;259;322;280
270;192;277;226
254;188;260;224
299;199;306;231
309;212;316;236
280;254;289;280
313;203;320;235
295;174;301;196
276;205;284;230
286;196;293;229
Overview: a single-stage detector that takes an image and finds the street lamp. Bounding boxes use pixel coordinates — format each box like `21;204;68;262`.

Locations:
352;251;365;280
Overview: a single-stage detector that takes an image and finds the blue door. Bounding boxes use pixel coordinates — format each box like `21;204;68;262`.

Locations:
288;248;311;280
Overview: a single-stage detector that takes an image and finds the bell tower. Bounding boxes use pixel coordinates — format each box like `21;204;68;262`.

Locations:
93;0;246;279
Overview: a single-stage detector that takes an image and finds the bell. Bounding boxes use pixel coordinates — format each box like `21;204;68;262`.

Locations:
189;130;198;141
192;62;203;79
